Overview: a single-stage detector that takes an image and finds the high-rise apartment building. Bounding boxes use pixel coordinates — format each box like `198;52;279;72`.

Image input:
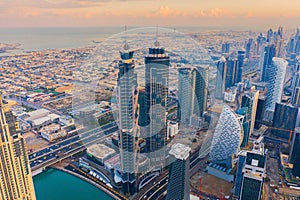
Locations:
166;143;190;200
0;93;36;200
145;42;170;171
117;42;138;195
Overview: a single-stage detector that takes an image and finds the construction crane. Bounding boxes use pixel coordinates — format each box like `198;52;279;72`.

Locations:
267;127;294;146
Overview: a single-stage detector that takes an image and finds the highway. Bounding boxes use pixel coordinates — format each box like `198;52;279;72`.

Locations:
29;122;118;172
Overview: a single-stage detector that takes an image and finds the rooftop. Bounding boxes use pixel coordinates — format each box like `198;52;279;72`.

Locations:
87;143;115;159
169;143;191;160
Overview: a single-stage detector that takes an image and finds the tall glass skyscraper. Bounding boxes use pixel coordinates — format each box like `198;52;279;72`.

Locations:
178;66;208;125
236;50;245;83
0;93;36;200
289;128;300;164
117;42;138;195
166;143;190;200
145;43;170;171
260;44;276;82
264;57;287;121
215;56;227;99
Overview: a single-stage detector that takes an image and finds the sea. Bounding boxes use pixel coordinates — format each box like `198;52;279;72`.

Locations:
0;26;248;55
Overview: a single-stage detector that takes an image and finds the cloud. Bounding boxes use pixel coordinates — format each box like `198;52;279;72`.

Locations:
194;8;226;17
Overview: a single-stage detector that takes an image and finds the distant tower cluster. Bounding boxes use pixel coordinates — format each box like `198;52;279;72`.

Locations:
0;93;36;200
215;55;244;100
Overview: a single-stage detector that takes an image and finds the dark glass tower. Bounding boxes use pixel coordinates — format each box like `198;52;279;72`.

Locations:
289;128;300;164
236;50;245;83
117;42;138;195
260;44;276;82
145;42;170;171
234;151;247;197
271;103;300;140
166;143;190;200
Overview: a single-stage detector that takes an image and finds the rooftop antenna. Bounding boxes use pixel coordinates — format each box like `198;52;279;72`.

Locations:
154;24;160;47
123;25;129;50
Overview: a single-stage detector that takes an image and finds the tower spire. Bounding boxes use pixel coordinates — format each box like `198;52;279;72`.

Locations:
154;24;160;47
123;25;129;50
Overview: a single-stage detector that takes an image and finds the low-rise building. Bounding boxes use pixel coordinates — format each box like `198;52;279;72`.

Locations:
40;123;67;142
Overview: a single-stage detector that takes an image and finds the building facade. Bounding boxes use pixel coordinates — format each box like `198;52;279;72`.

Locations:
264;57;287;121
145;45;170;171
117;43;138;195
166;143;190;200
0;94;36;200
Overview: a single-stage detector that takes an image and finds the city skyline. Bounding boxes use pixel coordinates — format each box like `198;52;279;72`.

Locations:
0;0;300;28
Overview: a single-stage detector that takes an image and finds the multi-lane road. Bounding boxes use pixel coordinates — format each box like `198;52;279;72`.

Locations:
29;122;118;172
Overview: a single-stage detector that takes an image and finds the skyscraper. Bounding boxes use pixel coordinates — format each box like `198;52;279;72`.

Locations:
210;105;243;168
117;41;138;195
241;88;259;136
178;68;193;124
260;44;276;82
239;138;266;200
222;42;230;54
289;127;300;164
0;93;36;200
271;103;300;140
275;26;284;58
264;57;287;121
191;65;209;117
225;59;237;89
236;50;245;83
166;143;190;200
215;56;227;99
145;41;170;171
234;151;247;197
291;70;300;106
236;107;250;148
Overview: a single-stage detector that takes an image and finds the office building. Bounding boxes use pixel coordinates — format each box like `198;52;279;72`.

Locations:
178;67;193;124
225;59;237;89
215;56;227;99
236;50;245;83
239;138;266;200
178;65;208;125
275;26;284;58
260;44;276;82
234;151;247;197
289;128;300;164
145;42;170;171
0;93;36;200
245;38;253;59
210;105;243;168
264;57;287;122
117;41;138;195
241;88;259;136
192;66;209;117
272;103;300;140
236;107;250;148
291;71;300;106
166;143;190;200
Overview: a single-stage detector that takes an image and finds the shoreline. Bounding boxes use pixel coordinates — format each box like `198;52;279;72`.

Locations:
50;166;121;200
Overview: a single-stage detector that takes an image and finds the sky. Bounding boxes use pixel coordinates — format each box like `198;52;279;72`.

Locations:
0;0;300;29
